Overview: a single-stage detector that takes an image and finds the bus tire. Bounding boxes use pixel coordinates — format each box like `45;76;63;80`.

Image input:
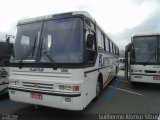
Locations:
116;67;118;74
93;77;102;101
113;67;118;79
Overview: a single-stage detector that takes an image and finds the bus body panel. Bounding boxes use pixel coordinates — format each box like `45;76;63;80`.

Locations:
9;52;117;110
9;67;88;110
83;53;117;103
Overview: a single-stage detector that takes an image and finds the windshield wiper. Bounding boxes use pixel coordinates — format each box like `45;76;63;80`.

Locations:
31;37;37;57
18;37;37;68
43;51;57;70
40;37;57;70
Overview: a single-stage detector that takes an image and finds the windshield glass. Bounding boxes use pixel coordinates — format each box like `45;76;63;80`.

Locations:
132;36;157;63
11;17;83;64
40;18;83;63
119;58;125;63
11;22;42;63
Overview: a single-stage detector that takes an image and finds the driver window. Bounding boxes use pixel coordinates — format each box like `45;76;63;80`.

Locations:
85;29;95;50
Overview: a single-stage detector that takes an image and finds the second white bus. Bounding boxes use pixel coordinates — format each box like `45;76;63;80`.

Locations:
125;33;160;85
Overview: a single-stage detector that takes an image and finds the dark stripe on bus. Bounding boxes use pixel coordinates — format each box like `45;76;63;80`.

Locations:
84;66;112;74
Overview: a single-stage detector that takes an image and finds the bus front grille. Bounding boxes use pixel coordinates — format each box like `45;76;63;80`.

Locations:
22;82;54;90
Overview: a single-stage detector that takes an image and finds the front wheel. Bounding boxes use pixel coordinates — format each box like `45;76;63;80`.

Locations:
93;80;102;101
116;67;118;74
96;80;101;97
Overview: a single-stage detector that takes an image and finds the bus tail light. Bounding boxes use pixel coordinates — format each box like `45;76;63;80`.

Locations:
73;86;80;91
9;80;20;86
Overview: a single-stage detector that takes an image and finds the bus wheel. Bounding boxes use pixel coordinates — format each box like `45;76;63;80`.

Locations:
116;67;118;74
96;80;101;97
93;79;102;101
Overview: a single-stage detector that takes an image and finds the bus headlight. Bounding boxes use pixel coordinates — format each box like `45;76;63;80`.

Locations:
58;85;80;92
131;70;142;73
9;80;20;86
59;85;65;90
59;85;71;90
73;86;80;91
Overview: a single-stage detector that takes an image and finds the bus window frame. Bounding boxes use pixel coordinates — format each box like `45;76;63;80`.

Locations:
84;18;97;64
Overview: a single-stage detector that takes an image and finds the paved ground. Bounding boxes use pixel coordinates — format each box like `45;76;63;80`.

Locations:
1;70;160;120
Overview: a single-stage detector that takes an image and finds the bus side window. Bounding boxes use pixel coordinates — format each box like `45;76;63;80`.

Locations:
97;28;105;50
105;37;110;52
110;41;113;53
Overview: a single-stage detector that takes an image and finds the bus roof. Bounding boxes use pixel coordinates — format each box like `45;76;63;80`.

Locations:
132;32;160;37
17;11;118;48
18;11;95;25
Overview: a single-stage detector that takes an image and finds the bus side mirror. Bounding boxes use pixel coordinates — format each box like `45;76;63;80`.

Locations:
86;34;94;49
0;42;13;66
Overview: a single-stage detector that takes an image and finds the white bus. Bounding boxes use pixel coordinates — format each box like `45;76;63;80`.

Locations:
1;11;119;110
119;58;125;70
125;33;160;85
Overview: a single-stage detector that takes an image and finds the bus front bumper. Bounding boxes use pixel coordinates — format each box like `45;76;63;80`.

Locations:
8;87;85;111
131;74;160;84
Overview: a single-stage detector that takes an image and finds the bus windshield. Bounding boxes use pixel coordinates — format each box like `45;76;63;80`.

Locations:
132;36;157;63
40;18;83;63
119;58;125;63
11;18;83;64
11;22;42;63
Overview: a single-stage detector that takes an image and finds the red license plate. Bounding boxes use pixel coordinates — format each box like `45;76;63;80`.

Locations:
153;76;160;80
30;93;43;100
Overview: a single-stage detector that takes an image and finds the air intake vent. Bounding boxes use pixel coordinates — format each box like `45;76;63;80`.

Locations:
145;70;156;73
22;82;53;90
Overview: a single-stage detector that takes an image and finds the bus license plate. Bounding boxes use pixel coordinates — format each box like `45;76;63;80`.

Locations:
30;93;43;100
153;76;160;80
